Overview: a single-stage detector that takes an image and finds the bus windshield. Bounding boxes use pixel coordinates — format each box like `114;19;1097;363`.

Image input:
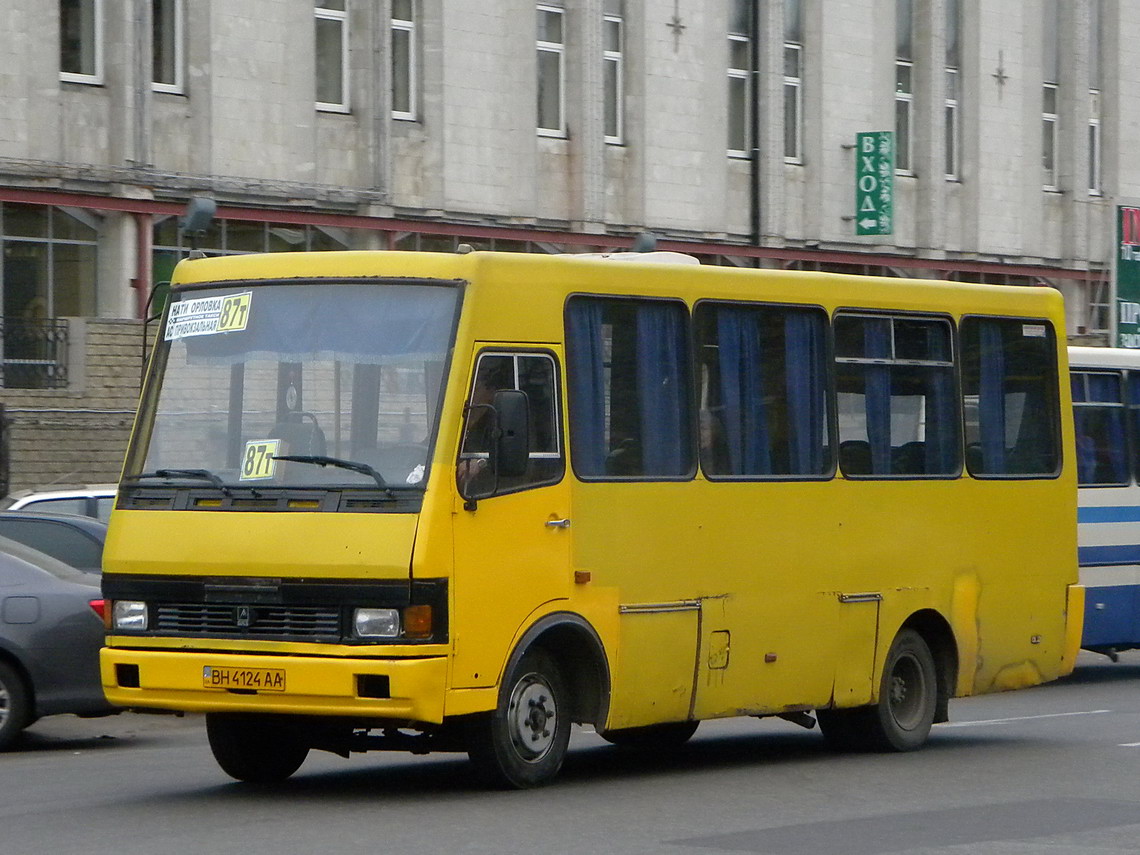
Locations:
126;280;460;492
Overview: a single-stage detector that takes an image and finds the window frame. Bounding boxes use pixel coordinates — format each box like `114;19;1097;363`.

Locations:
833;310;961;480
457;348;565;497
391;0;417;121
1088;88;1102;196
151;0;184;94
565;294;697;482
783;42;803;164
944;67;959;180
694;299;834;481
1072;369;1129;487
60;0;104;86
959;315;1062;480
603;13;624;145
895;60;914;174
1043;82;1059;190
536;4;567;138
315;1;350;114
727;29;751;158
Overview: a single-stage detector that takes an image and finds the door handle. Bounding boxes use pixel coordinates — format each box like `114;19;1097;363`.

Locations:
545;518;571;529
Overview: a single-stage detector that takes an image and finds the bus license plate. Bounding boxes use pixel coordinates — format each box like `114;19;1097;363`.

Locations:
203;666;286;692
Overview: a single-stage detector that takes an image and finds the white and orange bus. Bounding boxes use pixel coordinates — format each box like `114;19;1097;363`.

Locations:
100;250;1082;787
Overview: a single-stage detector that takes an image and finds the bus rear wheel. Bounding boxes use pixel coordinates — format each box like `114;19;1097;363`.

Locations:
466;649;570;789
867;628;937;751
599;721;699;750
206;713;310;782
817;629;937;753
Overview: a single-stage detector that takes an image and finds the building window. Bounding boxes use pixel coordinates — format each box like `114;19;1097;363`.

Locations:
60;0;103;84
1043;0;1059;189
1088;0;1103;195
727;0;751;157
152;0;184;94
1;203;98;388
315;0;349;112
945;70;959;179
391;0;416;120
944;0;959;179
1089;90;1102;195
895;0;913;173
783;0;803;163
537;5;565;136
1043;83;1059;189
603;9;624;144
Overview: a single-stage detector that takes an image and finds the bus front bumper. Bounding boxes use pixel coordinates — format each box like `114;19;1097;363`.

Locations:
101;647;449;724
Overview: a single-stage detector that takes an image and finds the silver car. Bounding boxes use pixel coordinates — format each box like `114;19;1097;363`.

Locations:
0;485;117;522
0;537;116;750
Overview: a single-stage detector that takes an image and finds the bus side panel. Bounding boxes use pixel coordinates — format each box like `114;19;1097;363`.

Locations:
606;610;698;729
1078;483;1140;651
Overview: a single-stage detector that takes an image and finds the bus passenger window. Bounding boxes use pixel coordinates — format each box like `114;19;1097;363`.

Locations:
834;313;959;478
458;352;563;495
1129;373;1140;483
566;297;694;479
961;317;1060;477
694;302;831;478
1072;371;1128;486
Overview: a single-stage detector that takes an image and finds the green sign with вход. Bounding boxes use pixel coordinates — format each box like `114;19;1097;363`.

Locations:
855;131;895;236
1117;206;1140;348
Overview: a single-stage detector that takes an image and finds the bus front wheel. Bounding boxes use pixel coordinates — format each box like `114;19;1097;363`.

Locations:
206;713;310;782
466;648;571;789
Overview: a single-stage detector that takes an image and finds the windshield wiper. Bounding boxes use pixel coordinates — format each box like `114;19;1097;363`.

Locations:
272;454;417;494
126;468;233;496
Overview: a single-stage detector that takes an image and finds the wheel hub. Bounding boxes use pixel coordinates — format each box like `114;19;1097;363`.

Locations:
508;676;557;761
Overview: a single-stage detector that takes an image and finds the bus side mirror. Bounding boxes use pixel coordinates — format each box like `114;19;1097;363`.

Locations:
492;390;530;478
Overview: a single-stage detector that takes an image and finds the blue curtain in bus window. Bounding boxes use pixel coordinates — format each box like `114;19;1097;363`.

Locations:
978;322;1007;473
716;308;771;475
924;366;958;473
785;310;827;474
636;302;691;475
1079;373;1127;484
566;299;608;476
864;318;892;475
1129;374;1140;483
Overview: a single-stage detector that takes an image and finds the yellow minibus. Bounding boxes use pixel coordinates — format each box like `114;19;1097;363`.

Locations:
101;249;1082;787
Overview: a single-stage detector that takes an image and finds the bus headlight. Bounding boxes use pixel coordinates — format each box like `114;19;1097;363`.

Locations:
112;600;149;632
354;608;400;638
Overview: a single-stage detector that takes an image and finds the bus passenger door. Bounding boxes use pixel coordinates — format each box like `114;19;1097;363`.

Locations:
449;349;573;689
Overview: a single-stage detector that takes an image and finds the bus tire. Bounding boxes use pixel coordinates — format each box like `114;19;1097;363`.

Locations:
866;628;937;752
206;713;310;783
466;648;570;789
0;661;32;751
599;720;699;750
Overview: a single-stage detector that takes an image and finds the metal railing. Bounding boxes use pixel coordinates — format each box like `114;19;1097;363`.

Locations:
0;317;69;389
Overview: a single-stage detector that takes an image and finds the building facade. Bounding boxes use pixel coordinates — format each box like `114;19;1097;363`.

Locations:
0;0;1132;489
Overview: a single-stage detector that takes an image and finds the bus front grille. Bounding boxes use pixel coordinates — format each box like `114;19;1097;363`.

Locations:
154;603;342;641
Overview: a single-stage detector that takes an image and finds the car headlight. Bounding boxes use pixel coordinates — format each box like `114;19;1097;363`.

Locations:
112;600;149;632
353;607;400;638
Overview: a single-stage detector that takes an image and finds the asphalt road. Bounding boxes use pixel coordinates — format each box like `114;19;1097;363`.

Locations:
3;650;1139;855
